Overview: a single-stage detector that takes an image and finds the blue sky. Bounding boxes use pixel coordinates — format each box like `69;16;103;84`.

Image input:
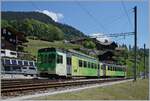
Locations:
1;0;149;48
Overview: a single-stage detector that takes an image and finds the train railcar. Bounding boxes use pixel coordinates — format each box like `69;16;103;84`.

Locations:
37;48;126;78
100;63;126;77
37;48;100;78
1;57;37;77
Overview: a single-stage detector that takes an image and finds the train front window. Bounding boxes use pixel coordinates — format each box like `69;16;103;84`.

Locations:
57;54;63;64
48;54;56;63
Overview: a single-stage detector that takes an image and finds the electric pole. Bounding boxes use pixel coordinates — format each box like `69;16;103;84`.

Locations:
144;43;146;79
133;6;137;81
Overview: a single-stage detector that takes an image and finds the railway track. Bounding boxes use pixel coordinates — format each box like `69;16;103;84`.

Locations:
1;78;128;97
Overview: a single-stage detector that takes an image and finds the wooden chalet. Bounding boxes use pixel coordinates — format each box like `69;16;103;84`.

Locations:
70;37;124;64
1;27;28;51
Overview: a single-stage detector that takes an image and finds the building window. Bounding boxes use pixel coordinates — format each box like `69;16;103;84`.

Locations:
1;36;4;39
12;59;17;65
3;29;6;34
23;67;27;69
1;50;5;54
29;67;36;70
1;43;5;48
9;38;13;42
57;55;63;64
10;52;16;55
8;32;11;35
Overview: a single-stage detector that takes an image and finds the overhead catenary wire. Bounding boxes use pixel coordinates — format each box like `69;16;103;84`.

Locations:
121;1;133;29
75;1;108;33
30;1;41;11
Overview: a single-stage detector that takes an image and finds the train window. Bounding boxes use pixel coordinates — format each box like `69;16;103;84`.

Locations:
24;61;28;66
94;64;97;69
116;68;118;71
22;67;27;69
48;54;55;63
67;57;72;65
57;55;63;64
95;64;97;69
29;67;36;70
18;60;23;65
79;60;82;67
88;62;90;68
42;55;44;63
113;67;115;71
5;59;11;65
91;63;94;68
93;64;95;69
84;61;87;68
110;67;113;71
12;60;17;65
101;66;103;70
44;55;48;63
29;61;34;66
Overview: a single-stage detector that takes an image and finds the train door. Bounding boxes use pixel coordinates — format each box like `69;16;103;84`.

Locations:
102;64;106;77
66;54;72;77
97;64;100;78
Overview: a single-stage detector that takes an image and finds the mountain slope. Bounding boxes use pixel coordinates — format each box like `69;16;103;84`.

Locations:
1;11;87;40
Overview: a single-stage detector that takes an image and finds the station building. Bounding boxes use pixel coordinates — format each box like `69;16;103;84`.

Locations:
1;27;37;78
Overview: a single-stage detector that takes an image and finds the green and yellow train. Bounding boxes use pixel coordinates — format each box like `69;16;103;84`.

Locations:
37;48;126;78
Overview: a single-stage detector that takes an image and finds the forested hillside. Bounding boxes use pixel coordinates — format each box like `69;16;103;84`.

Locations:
118;44;149;77
1;11;86;41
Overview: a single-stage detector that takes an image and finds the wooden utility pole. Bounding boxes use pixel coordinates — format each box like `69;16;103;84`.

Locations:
134;6;137;81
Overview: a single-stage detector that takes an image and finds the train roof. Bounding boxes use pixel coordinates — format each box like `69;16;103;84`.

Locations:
38;48;98;61
1;57;35;62
101;62;126;68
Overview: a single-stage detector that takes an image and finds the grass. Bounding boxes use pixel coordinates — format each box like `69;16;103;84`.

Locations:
31;79;149;100
24;39;81;57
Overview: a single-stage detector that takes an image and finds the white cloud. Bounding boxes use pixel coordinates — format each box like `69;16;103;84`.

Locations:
36;10;64;22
